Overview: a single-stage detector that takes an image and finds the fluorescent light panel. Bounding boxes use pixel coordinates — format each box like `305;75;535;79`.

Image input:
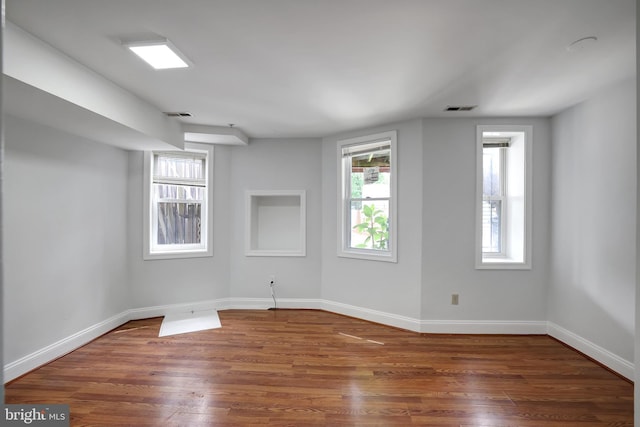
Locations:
125;39;189;69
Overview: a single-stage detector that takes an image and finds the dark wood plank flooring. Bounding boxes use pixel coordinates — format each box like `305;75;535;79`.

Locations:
5;309;634;426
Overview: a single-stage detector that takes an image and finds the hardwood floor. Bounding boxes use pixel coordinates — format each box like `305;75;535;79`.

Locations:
5;310;633;426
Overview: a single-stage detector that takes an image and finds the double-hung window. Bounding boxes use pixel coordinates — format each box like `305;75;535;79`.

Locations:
338;131;397;262
481;139;507;255
144;143;214;259
476;125;532;269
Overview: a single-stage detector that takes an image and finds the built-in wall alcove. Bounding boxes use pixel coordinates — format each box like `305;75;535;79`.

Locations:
245;190;306;256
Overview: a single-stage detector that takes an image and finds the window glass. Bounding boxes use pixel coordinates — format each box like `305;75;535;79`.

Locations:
347;148;391;250
482;199;502;254
482;148;502;197
350;200;390;250
155;155;204;180
154;185;203;245
482;147;504;255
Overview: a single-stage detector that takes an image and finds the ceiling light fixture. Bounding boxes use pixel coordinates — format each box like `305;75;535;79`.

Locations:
123;38;190;69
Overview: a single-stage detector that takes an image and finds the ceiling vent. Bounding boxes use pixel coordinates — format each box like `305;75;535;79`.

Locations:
164;112;193;117
444;105;477;112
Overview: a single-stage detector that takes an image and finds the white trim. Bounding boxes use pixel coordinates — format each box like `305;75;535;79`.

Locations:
475;260;532;270
3;312;130;383
245;190;307;257
420;319;547;334
127;300;221;320
320;300;421;332
212;297;323;310
547;322;634;380
4;300;633;383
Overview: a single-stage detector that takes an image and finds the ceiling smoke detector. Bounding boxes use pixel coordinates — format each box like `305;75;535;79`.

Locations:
444;105;477;112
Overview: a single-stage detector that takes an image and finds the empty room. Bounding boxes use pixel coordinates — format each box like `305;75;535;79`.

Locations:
1;0;638;425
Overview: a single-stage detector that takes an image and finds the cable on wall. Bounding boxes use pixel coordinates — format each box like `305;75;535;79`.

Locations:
269;280;277;310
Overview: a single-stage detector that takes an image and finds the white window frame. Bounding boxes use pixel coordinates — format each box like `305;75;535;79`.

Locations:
143;142;214;260
337;130;397;263
475;125;532;269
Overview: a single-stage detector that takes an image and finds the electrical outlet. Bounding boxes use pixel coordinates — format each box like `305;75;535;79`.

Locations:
451;293;459;305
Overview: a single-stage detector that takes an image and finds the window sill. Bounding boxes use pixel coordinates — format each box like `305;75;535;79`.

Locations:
338;248;397;263
144;248;212;261
476;257;531;270
246;249;306;257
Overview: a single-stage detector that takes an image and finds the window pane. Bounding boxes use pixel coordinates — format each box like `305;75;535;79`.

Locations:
349;201;390;250
154;184;204;201
482;199;501;253
157;202;202;245
156;155;204;180
483;148;501;196
350;150;390;198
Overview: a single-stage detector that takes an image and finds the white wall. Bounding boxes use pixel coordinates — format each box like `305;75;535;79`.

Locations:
421;118;551;325
127;137;323;310
4;23;183;150
2;82;635;384
635;0;639;415
127;146;232;309
321;119;423;323
3;115;130;364
229;139;322;302
550;77;636;363
1;6;6;397
635;0;639;411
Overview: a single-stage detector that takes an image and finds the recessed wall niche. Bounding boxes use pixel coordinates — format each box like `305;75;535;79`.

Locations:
245;190;306;256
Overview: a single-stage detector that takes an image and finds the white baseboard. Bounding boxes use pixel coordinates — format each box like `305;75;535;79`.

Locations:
3;298;324;381
547;322;634;380
127;299;221;320
3;311;130;383
213;297;323;310
4;299;634;383
420;319;548;335
320;300;422;332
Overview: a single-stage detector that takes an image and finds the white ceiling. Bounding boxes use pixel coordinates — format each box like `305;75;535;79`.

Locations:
5;0;636;138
